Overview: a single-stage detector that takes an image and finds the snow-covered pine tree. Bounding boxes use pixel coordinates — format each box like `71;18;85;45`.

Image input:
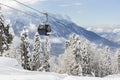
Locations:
0;7;13;56
0;14;4;56
57;41;70;73
58;34;82;76
31;32;42;71
88;46;100;77
104;46;112;75
80;44;111;77
114;49;120;73
43;36;51;72
98;46;112;77
1;24;13;57
0;11;8;56
3;43;17;58
58;47;68;73
82;41;99;77
111;48;120;74
80;40;92;76
68;34;82;76
4;24;13;45
49;56;57;72
20;29;31;70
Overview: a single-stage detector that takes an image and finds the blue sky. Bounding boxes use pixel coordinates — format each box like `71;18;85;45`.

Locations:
1;0;120;27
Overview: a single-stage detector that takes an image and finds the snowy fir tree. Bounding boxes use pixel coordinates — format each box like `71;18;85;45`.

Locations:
114;49;120;73
0;8;13;56
0;14;4;55
73;37;94;76
43;36;51;72
58;34;82;76
20;29;31;70
80;41;91;76
104;46;112;75
0;13;8;56
4;24;13;45
31;32;42;71
88;46;100;77
3;43;17;58
49;56;57;72
98;46;112;77
111;48;120;74
57;34;113;77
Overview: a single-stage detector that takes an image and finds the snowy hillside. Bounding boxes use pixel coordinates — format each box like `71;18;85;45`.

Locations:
0;57;119;80
3;10;120;55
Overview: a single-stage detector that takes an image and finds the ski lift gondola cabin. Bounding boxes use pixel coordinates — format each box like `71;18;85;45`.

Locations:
38;23;51;36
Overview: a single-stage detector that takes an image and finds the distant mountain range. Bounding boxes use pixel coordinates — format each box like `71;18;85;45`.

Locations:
86;25;120;45
3;10;120;56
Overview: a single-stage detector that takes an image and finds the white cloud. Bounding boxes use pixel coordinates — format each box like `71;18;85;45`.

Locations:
22;0;48;4
113;28;120;33
87;27;104;33
0;0;46;10
60;2;82;7
85;25;120;33
94;28;104;33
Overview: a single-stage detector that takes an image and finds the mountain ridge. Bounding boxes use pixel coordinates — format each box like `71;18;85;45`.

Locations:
3;10;120;55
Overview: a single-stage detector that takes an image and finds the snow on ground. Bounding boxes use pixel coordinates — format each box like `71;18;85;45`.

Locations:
0;57;120;80
105;74;120;78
